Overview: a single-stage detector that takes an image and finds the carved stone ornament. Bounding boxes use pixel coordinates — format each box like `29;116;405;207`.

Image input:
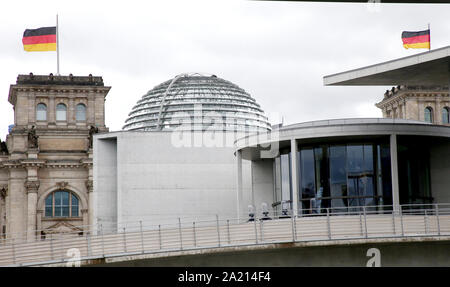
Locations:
88;126;99;149
28;126;39;148
0;186;7;198
42;221;83;236
56;181;69;190
85;180;93;192
24;180;40;193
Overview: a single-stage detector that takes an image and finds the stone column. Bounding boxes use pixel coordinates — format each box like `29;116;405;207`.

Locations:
236;150;243;221
434;97;440;124
0;186;7;238
25;180;39;242
68;96;75;127
390;134;400;213
402;100;407;120
81;209;89;233
48;94;55;125
290;139;299;217
86;180;93;231
36;210;43;237
87;93;95;126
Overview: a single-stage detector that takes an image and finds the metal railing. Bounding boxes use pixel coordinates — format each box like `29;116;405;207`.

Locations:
0;203;449;267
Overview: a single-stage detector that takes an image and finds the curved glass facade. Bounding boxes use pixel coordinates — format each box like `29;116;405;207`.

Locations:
123;73;271;132
397;136;432;205
273;140;393;215
272;136;435;215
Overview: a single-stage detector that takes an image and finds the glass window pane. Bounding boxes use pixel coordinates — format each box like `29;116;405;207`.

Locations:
54;191;62;205
363;145;375;206
45;194;53;217
380;144;392;206
71;207;79;217
347;145;363;207
54;191;64;217
62;191;69;205
45;206;53;217
56;103;67;121
313;147;329;212
71;194;79;217
76;104;86;121
329;145;347;210
55;206;62;217
36;103;47;121
398;136;432;206
424;107;433;123
62;206;69;217
443;107;449;124
300;149;315;212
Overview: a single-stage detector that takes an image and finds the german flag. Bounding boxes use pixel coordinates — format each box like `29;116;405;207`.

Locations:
401;30;430;49
22;27;57;52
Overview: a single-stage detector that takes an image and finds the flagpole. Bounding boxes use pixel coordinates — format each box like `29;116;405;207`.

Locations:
428;23;431;51
56;14;60;75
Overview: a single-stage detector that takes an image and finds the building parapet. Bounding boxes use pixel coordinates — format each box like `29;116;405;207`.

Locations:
16;73;104;86
383;85;449;99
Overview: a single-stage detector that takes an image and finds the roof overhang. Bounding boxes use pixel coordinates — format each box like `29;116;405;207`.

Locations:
323;45;450;86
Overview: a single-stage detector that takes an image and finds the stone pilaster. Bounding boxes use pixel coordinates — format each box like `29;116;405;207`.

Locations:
0;185;7;238
86;179;94;227
25;180;39;242
36;210;43;236
81;208;89;233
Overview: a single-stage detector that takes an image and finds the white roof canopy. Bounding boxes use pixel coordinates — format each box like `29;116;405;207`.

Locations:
324;45;450;86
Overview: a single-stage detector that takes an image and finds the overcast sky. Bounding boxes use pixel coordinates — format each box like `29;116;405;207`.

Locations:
0;0;449;140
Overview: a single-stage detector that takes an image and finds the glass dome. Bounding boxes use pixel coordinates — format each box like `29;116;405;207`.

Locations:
123;73;271;132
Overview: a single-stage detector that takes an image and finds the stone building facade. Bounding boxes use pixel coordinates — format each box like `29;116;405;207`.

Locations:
376;85;450;125
0;74;110;241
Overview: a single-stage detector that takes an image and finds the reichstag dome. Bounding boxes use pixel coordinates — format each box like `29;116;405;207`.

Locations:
122;73;271;132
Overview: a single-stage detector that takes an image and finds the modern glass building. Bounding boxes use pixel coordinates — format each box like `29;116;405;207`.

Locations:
123;73;271;132
235;118;450;217
276;140;393;214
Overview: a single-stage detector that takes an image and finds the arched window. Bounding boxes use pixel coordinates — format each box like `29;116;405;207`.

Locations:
424;107;433;123
442;107;450;124
76;103;86;121
45;190;79;217
56;103;67;121
36;103;47;121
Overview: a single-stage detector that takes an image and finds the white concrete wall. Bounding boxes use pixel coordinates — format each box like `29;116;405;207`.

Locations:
94;131;251;230
93;137;117;232
250;159;275;216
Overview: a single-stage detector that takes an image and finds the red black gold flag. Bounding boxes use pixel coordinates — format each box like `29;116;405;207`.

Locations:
22;27;57;52
401;30;430;49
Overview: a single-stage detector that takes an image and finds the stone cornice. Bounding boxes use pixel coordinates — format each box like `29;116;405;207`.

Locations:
376;92;408;108
21;159;46;168
17;74;105;86
377;91;450;109
80;158;93;168
0;159;91;169
8;73;111;105
8;127;94;137
10;86;110;94
44;161;84;169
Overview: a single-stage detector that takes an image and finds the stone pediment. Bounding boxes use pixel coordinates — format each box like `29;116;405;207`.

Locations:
43;221;83;235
